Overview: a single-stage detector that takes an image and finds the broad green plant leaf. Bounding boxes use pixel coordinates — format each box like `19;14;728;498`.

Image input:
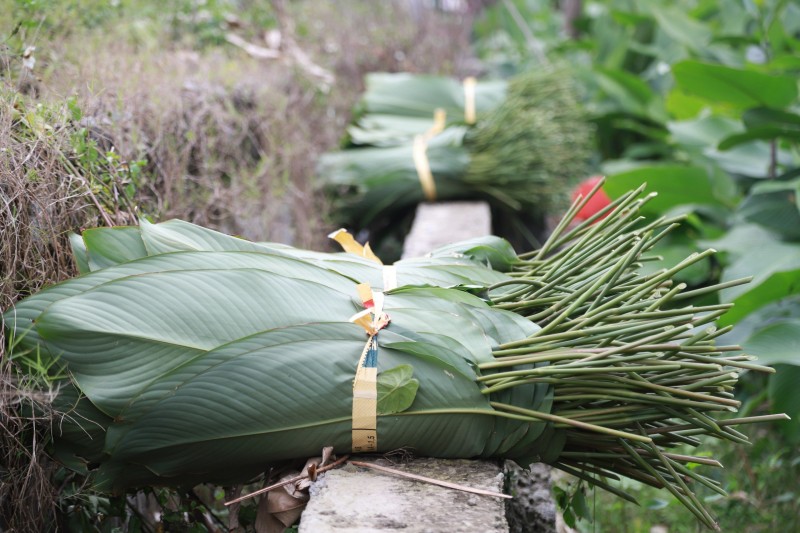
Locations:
34;268;360;415
5;250;360;350
82;226;148;271
666;90;708;120
594;67;667;122
139;218;283;255
427;236;517;272
649;5;712;52
721;269;800;327
718;296;800;346
604;165;721;214
717;128;800;150
744;107;800;132
669;114;784;178
718;107;800;149
93;323;498;489
68;232;90;275
672;61;798;110
737;178;800;239
743;320;800;366
376;364;420;415
703;224;800;325
69;220;514;292
769;364;800;443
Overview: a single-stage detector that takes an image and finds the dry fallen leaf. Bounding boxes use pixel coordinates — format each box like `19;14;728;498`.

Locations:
252;446;337;531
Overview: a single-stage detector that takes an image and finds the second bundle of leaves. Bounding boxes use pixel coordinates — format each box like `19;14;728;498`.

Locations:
318;67;593;258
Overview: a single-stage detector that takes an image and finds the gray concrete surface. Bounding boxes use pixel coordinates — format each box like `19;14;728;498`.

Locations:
401;201;492;259
300;458;508;533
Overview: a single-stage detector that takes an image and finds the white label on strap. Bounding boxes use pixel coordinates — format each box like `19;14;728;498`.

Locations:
382;265;398;291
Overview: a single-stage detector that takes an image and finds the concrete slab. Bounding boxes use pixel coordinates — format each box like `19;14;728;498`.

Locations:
401;202;492;259
300;458;508;533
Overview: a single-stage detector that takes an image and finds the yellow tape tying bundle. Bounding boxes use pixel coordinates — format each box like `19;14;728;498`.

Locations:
412;108;447;202
328;228;382;264
463;76;477;124
329;229;397;292
349;283;390;453
351;334;378;453
328;232;394;452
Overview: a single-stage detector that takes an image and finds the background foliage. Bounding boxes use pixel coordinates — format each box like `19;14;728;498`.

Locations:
473;0;800;530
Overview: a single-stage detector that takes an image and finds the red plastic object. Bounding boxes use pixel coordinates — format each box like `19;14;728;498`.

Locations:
572;176;612;221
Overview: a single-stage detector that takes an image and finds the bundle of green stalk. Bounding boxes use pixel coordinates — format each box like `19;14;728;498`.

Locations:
319;67;593;258
3;186;785;529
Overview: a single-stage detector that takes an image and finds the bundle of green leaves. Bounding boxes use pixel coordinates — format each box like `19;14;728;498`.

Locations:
318;67;593;259
4;186;785;529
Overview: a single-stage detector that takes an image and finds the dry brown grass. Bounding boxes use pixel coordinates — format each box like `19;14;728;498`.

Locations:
0;90;110;532
0;93;102;310
29;0;475;250
0;346;61;532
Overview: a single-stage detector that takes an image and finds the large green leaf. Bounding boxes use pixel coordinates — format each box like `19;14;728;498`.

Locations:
139;218;283;255
6;241;550;489
427;235;518;272
718;107;800;149
94;323;498;489
4;250;360;349
668;114;782;178
744;107;800;131
703;224;800;325
720;267;800;327
68;220;514;293
769;364;800;443
380;307;493;365
348;114;447;147
82;226;148;271
69;233;90;275
594;67;667;122
604;165;721;213
395;259;510;289
743;320;800;366
669;115;742;148
737;179;800;239
672;61;798;109
34;268;361;415
718;128;800;150
718;295;800;346
384;287;538;346
649;5;711;52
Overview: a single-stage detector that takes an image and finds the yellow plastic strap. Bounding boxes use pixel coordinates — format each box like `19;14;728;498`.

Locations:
356;283;374;308
413;135;437;202
352;337;378;452
328;229;383;264
412;108;448;203
349;283;390;453
431;108;447;135
350;309;375;335
463;76;477;124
